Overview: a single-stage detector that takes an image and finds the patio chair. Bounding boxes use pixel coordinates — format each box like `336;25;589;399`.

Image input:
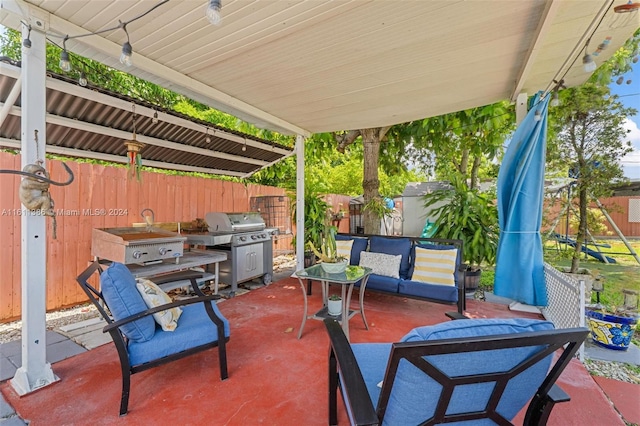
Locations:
324;317;588;425
76;261;230;416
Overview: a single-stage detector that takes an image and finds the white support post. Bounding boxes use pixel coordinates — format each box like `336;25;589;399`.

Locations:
11;18;59;395
295;134;305;271
515;92;528;125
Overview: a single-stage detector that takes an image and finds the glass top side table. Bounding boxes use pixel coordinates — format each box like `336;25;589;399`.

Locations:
295;264;372;341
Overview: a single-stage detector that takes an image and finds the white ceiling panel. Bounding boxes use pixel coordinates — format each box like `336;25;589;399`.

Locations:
1;0;638;135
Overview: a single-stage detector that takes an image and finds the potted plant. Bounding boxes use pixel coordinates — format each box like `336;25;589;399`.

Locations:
585;289;638;351
327;294;343;316
307;219;348;274
421;176;499;292
290;188;330;267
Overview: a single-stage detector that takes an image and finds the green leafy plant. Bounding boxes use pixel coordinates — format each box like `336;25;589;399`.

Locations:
422;175;499;271
328;294;342;301
307;220;345;264
290;188;330;251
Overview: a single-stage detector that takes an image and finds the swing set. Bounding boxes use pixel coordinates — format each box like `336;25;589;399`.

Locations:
544;178;640;265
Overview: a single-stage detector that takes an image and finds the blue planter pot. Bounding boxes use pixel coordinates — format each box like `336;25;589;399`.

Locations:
585;308;638;351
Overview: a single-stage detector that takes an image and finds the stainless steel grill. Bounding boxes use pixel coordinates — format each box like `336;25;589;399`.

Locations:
91;227;186;265
184;212;276;295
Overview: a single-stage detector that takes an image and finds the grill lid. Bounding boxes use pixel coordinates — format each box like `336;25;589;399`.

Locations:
205;212;266;233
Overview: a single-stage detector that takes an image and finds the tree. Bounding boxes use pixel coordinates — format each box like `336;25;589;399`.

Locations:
335;128;392;233
547;83;635;272
407;102;515;189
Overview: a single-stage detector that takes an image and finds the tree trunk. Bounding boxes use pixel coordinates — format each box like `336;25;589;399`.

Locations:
570;185;588;273
362;128;382;234
469;155;481;190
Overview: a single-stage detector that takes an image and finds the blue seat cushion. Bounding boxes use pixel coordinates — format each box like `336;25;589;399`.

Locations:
408;243;462;288
336;235;368;265
128;301;230;366
101;263;155;343
360;274;400;293
369;237;412;279
398;279;458;303
352;318;554;425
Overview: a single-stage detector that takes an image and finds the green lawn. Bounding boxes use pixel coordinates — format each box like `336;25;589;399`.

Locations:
543;238;640;308
480;239;639;344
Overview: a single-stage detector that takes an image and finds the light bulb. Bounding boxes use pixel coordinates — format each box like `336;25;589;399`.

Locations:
533;110;542;122
206;136;212;143
551;91;559;107
206;0;222;25
582;54;596;72
59;50;72;72
242;144;247;151
120;41;133;67
78;71;88;87
152;111;159;124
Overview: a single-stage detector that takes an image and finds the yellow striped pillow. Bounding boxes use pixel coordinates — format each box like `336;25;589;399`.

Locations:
335;239;354;263
411;246;457;286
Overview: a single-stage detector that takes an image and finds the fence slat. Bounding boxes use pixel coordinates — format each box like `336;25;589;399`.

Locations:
0;152;291;321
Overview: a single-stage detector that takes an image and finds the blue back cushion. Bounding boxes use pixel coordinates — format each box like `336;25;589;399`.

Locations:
381;318;554;425
101;263;156;343
336;235;368;265
369;236;412;279
408;243;462;287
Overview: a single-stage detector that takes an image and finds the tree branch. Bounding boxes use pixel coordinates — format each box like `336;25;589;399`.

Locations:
334;130;361;153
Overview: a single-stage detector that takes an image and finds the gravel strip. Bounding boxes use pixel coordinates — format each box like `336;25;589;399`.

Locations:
0;304;98;345
584;358;640;384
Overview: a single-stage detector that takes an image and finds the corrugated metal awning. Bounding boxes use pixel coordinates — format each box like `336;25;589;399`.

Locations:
0;62;294;177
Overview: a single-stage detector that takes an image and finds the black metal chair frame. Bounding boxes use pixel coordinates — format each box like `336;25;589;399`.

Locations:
76;261;229;416
324;318;588;426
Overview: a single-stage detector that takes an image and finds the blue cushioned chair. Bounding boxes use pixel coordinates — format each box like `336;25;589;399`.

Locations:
77;261;230;416
324;317;588;425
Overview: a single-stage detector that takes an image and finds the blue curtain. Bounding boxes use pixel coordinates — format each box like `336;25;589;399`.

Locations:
494;93;549;306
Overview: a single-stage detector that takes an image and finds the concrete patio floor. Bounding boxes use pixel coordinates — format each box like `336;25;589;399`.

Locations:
0;275;637;425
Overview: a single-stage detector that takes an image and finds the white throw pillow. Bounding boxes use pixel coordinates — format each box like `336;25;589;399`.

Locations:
135;279;182;331
335;239;354;263
411;246;458;286
359;251;402;279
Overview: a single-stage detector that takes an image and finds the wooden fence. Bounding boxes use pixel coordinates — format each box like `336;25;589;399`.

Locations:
544;196;640;238
0;152;350;322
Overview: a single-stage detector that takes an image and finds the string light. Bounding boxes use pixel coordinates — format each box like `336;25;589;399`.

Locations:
533;109;542;122
22;25;31;48
550;79;564;107
78;71;88;87
120;23;133;67
242;137;247;151
59;36;72;72
53;1;169;71
206;0;222;25
152;110;159;124
582;39;596;73
205;127;212;143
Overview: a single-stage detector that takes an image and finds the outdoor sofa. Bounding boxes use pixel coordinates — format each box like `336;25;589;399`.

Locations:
336;233;466;314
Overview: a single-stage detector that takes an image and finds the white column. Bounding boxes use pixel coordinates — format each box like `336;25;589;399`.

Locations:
295;134;305;271
515;92;528;125
11;19;59;395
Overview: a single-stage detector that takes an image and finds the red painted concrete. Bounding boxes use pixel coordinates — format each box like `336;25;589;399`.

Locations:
594;376;640;425
0;279;625;424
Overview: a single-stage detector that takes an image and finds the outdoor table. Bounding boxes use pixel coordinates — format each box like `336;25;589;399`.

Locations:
295;264;372;341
